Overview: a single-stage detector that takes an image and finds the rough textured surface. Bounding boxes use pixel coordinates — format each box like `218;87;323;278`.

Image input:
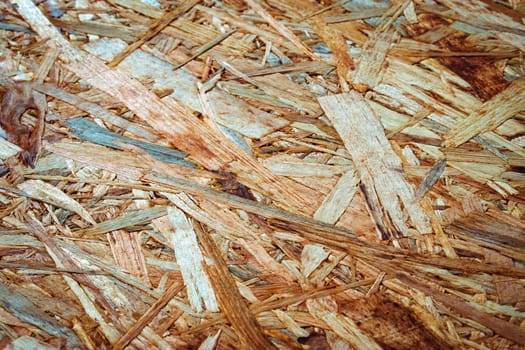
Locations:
0;0;524;349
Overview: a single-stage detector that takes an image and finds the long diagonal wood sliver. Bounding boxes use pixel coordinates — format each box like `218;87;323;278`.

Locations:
10;0;320;215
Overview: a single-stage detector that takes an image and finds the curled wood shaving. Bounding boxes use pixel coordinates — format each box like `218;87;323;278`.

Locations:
0;84;45;167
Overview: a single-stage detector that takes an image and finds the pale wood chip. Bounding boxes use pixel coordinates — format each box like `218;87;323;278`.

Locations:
108;0;199;67
444;76;525;147
156;207;219;312
24;213;121;344
301;244;329;278
18;179;96;225
197;330;222;350
262;153;350;177
319;92;432;239
0;137;22;159
107;0;164;18
353;29;399;92
314;169;359;224
5;336;60;350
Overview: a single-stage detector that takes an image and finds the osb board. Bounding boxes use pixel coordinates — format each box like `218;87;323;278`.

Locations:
0;0;524;349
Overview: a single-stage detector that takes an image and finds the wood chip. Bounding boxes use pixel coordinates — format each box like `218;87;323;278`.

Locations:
444;76;525;147
319;92;432;239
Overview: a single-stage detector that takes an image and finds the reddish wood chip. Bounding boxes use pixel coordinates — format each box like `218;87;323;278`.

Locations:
0;84;45;167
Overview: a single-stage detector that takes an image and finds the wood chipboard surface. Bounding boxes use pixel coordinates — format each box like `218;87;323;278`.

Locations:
0;0;524;349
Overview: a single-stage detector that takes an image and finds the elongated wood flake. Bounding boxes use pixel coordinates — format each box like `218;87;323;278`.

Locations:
263;154;350;177
319;92;432;239
444;76;525;147
163;207;218;312
352;30;399;92
198;330;222;350
107;230;150;285
438;0;525;34
314;169;359;224
415;159;447;199
0;137;21;159
18;179;96;225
